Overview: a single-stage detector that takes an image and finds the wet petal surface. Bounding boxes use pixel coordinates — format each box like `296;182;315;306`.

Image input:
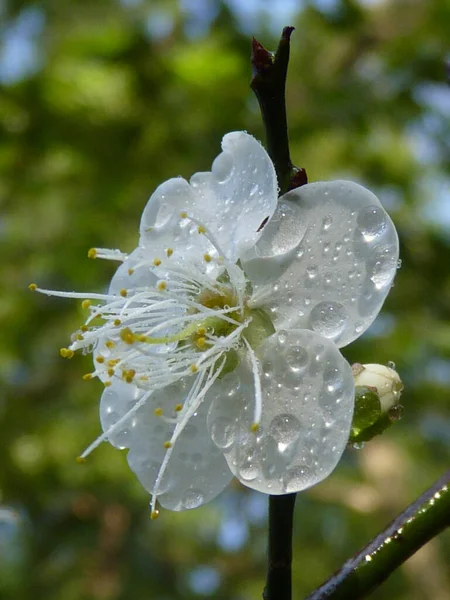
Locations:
245;181;399;348
100;378;233;510
207;329;354;494
139;132;278;261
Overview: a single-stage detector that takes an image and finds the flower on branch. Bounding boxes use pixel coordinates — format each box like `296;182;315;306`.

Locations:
32;132;399;515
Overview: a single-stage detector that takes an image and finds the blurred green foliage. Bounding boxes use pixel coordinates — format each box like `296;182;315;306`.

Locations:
1;0;450;598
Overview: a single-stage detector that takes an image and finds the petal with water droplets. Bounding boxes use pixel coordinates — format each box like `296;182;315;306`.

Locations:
245;180;399;348
207;329;354;494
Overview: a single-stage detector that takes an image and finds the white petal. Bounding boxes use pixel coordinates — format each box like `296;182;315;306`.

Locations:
139;132;278;261
207;329;354;494
100;378;233;510
108;248;157;295
246;181;399;348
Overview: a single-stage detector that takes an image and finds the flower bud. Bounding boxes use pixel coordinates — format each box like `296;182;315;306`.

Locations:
352;363;403;413
349;363;404;445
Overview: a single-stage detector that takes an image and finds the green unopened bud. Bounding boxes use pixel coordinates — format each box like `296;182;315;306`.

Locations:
349;363;404;445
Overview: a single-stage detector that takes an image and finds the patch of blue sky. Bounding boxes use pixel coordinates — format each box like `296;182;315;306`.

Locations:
224;0;301;34
188;565;221;595
0;7;45;85
420;174;450;233
217;511;249;551
145;9;175;40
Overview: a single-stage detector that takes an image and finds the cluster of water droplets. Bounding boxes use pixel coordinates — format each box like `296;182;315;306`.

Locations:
246;180;399;349
207;329;354;494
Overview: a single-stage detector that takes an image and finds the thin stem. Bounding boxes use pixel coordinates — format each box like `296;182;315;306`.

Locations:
251;27;307;195
251;26;303;600
264;494;297;600
305;470;450;600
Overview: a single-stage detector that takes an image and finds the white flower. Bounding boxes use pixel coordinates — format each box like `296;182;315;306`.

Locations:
33;132;399;516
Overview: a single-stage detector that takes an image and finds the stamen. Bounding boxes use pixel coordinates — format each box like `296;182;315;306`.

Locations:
243;338;263;429
79;389;154;459
150;357;226;514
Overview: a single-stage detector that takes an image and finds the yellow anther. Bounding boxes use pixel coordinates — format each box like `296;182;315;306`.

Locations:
154;408;163;417
107;368;115;377
107;359;120;366
28;283;37;292
196;337;206;349
174;404;183;412
87;248;97;259
190;364;199;373
157;281;167;291
251;423;260;433
163;441;173;449
123;369;136;383
95;356;105;364
76;334;84;341
82;373;93;381
114;319;121;326
203;253;212;263
60;348;74;359
180;211;188;219
81;299;91;309
197;225;206;234
105;340;115;349
153;258;162;267
166;248;173;257
150;509;160;520
81;325;89;332
128;268;135;275
76;457;86;464
197;327;206;336
104;381;112;387
120;327;135;345
120;288;127;298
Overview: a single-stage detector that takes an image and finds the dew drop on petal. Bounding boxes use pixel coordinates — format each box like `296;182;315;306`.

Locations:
180;489;204;509
370;246;398;289
210;416;237;450
322;215;333;231
269;414;301;445
357;206;387;241
309;301;348;339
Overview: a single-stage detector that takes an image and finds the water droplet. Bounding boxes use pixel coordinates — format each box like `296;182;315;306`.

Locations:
210;417;236;449
355;321;364;334
387;361;396;370
357;206;387;241
181;489;204;509
397;259;402;269
309;301;348;339
269;414;301;445
322;215;333;231
285;345;309;373
370;246;397;289
306;266;318;279
352;442;365;450
297;246;305;259
388;404;404;421
283;465;315;492
239;459;259;481
277;331;287;345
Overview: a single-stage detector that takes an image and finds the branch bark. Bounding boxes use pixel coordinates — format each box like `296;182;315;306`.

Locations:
305;470;450;600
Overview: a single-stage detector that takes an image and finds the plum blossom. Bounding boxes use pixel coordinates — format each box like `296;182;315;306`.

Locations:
32;132;399;516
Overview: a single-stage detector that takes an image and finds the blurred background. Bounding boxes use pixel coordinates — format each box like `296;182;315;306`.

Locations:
1;0;449;598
